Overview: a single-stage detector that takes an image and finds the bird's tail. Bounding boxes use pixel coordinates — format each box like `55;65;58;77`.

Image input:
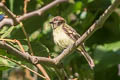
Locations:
77;46;95;69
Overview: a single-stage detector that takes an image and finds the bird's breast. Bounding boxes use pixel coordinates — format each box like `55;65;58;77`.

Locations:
53;26;74;49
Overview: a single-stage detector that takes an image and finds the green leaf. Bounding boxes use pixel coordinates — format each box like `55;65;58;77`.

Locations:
0;26;14;39
37;0;44;5
94;41;120;71
88;0;94;3
31;41;50;57
0;27;8;36
0;57;16;70
103;41;120;51
73;1;82;13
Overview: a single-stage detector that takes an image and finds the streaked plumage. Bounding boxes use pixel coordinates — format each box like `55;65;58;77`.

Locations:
50;16;94;69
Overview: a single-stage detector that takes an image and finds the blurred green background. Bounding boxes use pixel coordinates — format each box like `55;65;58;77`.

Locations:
0;0;120;80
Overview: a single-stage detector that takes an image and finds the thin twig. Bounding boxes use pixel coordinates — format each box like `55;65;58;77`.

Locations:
24;0;30;14
20;21;50;79
36;64;50;80
0;3;18;24
20;22;50;80
0;39;25;53
20;22;34;56
0;55;46;79
25;69;34;80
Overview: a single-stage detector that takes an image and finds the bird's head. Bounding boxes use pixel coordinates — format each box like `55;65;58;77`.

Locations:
50;16;65;29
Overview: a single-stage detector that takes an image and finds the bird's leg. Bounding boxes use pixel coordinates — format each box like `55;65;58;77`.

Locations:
0;39;25;53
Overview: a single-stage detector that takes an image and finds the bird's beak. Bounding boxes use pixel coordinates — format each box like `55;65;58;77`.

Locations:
49;21;55;29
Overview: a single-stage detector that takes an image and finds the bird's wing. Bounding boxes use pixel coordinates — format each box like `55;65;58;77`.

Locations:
62;24;81;41
63;24;95;68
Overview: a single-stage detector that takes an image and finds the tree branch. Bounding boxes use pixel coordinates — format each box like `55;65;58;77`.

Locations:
0;0;120;68
0;3;18;24
0;0;68;28
0;41;55;66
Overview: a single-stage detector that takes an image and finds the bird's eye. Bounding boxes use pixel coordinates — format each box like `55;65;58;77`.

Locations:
57;21;63;25
49;21;54;24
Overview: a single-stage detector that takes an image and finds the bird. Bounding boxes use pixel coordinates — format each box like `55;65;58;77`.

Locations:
50;16;94;69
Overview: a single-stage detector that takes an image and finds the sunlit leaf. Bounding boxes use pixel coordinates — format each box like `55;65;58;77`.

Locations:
0;57;16;70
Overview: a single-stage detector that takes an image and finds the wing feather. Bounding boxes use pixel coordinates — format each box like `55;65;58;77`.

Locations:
62;24;81;41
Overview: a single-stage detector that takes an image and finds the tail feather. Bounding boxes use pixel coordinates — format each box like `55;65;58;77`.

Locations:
77;46;95;69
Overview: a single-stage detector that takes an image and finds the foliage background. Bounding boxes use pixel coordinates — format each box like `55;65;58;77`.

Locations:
0;0;120;80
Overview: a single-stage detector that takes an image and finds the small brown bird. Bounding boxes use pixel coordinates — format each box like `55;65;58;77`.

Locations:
50;16;94;69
